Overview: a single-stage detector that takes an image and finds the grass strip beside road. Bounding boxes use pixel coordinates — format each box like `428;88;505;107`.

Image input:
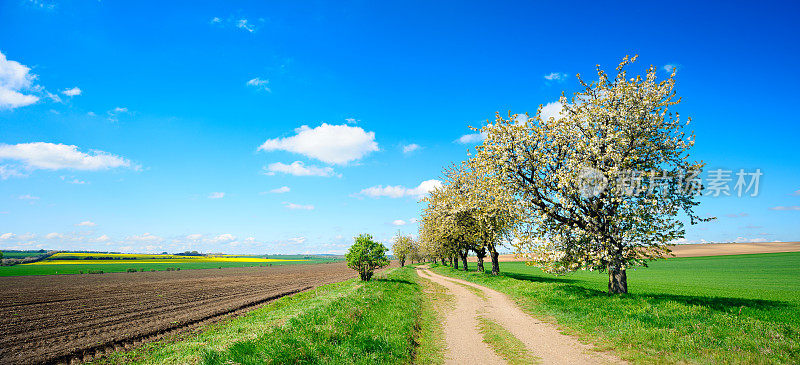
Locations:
96;266;443;365
431;252;800;364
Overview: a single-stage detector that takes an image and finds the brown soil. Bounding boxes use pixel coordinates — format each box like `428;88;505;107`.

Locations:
470;241;800;262
0;262;356;365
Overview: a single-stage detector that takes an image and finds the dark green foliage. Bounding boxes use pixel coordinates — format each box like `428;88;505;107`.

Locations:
345;234;389;281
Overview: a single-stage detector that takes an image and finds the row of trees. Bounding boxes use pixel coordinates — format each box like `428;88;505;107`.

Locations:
413;56;706;293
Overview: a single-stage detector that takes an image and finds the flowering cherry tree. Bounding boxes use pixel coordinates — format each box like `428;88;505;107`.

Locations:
474;56;707;293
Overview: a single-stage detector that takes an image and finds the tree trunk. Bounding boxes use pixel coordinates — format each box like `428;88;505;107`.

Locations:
400;258;405;267
460;251;468;271
607;266;627;294
476;248;486;273
489;249;500;276
453;255;459;270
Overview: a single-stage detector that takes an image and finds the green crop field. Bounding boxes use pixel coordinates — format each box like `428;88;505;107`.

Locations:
432;252;800;364
0;252;341;276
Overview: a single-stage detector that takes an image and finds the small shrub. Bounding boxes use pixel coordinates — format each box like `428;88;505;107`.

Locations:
127;268;137;273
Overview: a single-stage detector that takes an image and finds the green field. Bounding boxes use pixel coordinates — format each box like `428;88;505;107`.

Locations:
0;253;341;276
432;252;800;364
95;266;441;364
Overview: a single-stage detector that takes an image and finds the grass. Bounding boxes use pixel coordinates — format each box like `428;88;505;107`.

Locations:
413;265;453;364
432;252;800;364
477;316;538;365
95;266;445;364
0;253;340;276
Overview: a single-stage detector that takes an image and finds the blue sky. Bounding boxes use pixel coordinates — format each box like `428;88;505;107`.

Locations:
1;0;798;254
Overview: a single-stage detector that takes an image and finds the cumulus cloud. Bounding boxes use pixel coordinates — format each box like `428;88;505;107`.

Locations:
186;234;203;240
264;161;338;177
246;77;270;92
45;232;63;239
61;87;81;97
90;234;110;243
289;236;307;244
258;123;379;165
663;64;679;73
539;101;565;122
456;132;487;145
0;142;134;178
18;194;39;201
358;179;442;199
237;19;255;32
392;219;407;226
402;143;421;154
770;206;800;211
284;202;314;210
269;186;290;194
0;51;40;110
75;221;96;227
208;192;225;199
544;72;568;82
126;233;163;243
208;233;236;244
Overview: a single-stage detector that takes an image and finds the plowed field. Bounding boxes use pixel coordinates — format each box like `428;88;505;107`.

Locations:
0;262;355;364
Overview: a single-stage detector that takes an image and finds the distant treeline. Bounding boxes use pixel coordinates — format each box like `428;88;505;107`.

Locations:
0;251;58;266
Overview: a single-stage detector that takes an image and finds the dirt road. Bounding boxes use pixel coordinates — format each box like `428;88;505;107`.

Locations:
416;266;623;364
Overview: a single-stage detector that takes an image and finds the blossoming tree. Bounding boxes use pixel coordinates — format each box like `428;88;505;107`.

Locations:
475;56;706;293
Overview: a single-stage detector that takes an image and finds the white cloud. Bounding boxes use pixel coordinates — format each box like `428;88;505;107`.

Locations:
237;19;255;32
410;218;418;224
210;17;221;24
0;232;16;240
0;51;40;110
186;234;203;240
284;202;314;210
126;233;162;243
770;206;800;211
208;233;236;244
735;236;769;243
60;176;87;184
539;101;565;122
264;161;338;177
402;143;421;154
61;87;81;97
208;192;225;199
269;186;290;194
543;72;568;81
258;123;379;165
18;194;39;200
358;179;442;199
0;142;133;178
246;77;271;92
792;189;800;196
90;234;110;243
663;64;678;73
456;132;487;145
289;236;307;244
345;118;359;124
45;232;63;239
75;220;96;227
392;219;407;226
107;107;129;122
